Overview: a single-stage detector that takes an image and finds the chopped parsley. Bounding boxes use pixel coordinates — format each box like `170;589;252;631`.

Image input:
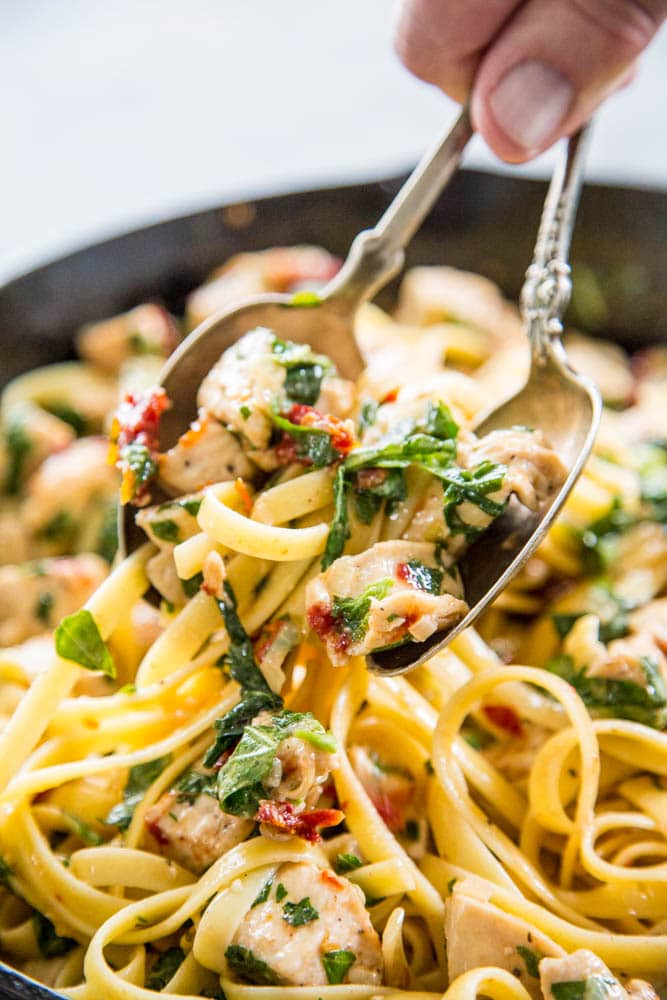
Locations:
284;363;327;407
146;947;185;990
330;579;394;643
547;654;667;729
64;812;103;846
334;853;363;874
275;883;288;902
120;442;159;501
251;875;274;908
104;755;172;830
282;897;319;926
322;949;356;985
357;399;378;435
225;945;284;986
240;404;252;420
55;609;115;677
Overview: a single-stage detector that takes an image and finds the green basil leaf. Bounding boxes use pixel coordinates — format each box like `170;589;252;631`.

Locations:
322;949;356;985
104;755;172;830
330;579;394;644
55;609;115;677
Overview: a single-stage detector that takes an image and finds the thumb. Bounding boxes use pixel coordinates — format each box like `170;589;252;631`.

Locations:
471;0;667;162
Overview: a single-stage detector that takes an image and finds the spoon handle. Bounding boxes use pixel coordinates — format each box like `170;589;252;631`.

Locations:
521;122;593;350
324;108;473;308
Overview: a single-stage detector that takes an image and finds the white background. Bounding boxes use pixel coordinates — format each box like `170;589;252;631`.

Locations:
1;0;665;284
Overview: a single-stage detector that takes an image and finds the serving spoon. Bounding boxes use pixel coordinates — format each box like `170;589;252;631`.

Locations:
121;111;601;677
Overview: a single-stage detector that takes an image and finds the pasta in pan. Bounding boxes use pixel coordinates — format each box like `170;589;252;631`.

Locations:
0;246;665;1000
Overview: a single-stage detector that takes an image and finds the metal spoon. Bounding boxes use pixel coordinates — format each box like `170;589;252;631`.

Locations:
368;124;602;673
121;108;473;555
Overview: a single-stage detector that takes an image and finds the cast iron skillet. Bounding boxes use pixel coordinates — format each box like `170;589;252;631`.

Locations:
0;168;665;999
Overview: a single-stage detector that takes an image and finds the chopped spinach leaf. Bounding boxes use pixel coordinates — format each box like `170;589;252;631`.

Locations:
322;949;356;985
547;654;667;728
38;509;76;542
284;363;327;406
275;883;288;902
4;420;31;495
55;609;115;677
179;497;202;517
516;944;542;978
216;582;277;695
150;518;181;543
203;689;281;768
352;466;407;524
641;465;667;524
321;465;351;569
577;498;635;575
551;983;586;1000
334;853;362;874
424;401;459;440
225;945;284;986
358;399;378;435
181;571;204;598
438;460;507;540
330;579;394;643
282;896;319;926
104;754;172;830
174;768;216;804
401;559;443;595
121;442;158;498
272;411;338;468
35;591;54;626
42;402;87;436
146;947;185;990
33;912;76;958
96;501;119;563
216;710;335;817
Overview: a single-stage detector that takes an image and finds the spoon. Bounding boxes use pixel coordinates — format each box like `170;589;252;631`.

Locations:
368;123;602;673
121;107;473;555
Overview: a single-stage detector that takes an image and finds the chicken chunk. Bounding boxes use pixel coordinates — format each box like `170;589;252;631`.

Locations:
158;411;256;495
0;503;29;566
539;951;626;1000
197;328;354;470
136;493;207;604
0;555;108;646
446;880;563;1000
306;540;467;666
230;861;382;987
1;403;74;495
22;438;118;549
186;245;341;328
76;304;179;374
461;428;566;512
144;782;252;875
625;981;659;1000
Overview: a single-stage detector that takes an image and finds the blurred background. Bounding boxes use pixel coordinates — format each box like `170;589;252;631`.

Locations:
1;0;666;284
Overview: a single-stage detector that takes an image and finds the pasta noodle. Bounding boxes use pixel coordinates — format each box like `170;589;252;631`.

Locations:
0;247;665;1000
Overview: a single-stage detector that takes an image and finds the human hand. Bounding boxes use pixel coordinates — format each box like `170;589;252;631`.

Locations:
394;0;666;162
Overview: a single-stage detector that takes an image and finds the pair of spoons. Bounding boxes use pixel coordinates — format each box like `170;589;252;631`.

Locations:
123;108;602;676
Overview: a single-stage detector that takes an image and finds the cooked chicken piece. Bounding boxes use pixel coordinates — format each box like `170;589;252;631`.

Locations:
625;980;659;1000
22;438;118;548
564;332;634;408
231;861;382;987
564;615;667;690
628;599;667;652
306;540;467;666
143;547;189;607
186;245;340;328
145;784;252;875
395;266;521;345
158;411;256;495
461;428;566;511
0;503;29;566
0;555;108;646
485;722;551;782
1;403;74;494
446;880;563;1000
197;328;354;470
76;304;179;374
539;951;626;1000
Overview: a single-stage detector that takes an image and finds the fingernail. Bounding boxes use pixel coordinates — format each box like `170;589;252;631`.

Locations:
489;61;574;152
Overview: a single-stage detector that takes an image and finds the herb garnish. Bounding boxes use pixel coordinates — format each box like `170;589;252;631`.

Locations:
322;950;356;985
33;912;76;958
55;609;115;677
516;944;542;978
282;897;319;926
104;755;172;830
4;420;31;495
330;579;394;643
150;519;181;543
547;654;667;729
334;853;362;874
225;945;284;986
146;947;185;990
